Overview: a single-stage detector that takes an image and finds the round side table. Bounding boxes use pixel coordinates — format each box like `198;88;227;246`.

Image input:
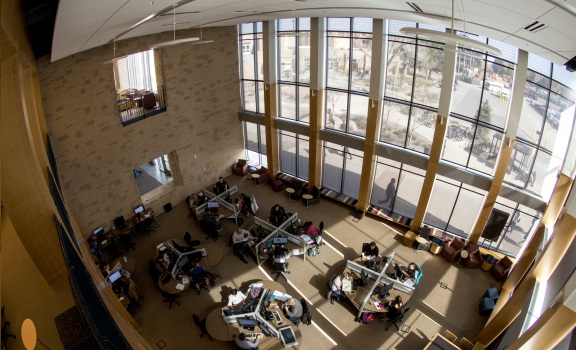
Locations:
302;194;313;208
286;187;295;201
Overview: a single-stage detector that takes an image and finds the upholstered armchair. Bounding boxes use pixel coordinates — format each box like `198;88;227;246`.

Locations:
464;243;483;268
441;237;465;263
304;186;321;207
253;166;270;185
290;179;308;200
491;256;513;280
232;159;249;176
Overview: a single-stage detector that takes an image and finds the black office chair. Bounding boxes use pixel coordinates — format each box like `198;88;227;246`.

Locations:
162;292;181;309
305;186;321;207
118;234;136;252
273;262;290;282
184;232;200;248
384;307;410;332
200;220;220;242
192;314;213;341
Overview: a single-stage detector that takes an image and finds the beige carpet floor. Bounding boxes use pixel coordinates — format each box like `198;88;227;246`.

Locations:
123;175;499;350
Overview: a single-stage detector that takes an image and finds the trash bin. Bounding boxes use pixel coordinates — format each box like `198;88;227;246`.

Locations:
481;254;497;271
429;237;445;255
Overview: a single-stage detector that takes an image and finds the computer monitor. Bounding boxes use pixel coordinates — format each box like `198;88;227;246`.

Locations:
240;298;257;313
177;256;189;269
189;250;203;262
223;309;243;316
134;205;145;214
114;216;125;229
93;227;104;236
207;201;219;209
361;269;368;286
279;326;298;347
238;318;258;327
273;237;288;244
107;271;122;284
262;290;272;309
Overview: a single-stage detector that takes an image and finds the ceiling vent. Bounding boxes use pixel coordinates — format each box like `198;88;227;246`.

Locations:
406;2;423;13
524;21;548;33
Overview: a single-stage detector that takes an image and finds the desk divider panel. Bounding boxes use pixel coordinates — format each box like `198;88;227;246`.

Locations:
221;288;280;339
254;214;307;266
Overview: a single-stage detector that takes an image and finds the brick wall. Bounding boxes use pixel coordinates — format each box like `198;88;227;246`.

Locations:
38;26;243;234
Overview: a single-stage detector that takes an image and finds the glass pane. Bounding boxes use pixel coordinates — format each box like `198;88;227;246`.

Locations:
349;94;368;137
389;20;415;36
551;80;576;102
482;60;514;128
394;170;424;218
527;70;551;89
322;145;344;191
504;142;536;188
243;81;256;112
468;126;501;175
518;81;548;142
246;150;260;164
424;180;459;230
531;151;562;200
328;18;351;32
279;36;296;82
241;38;255;80
385;41;415;101
326;90;348;131
380;101;410;147
298;137;309;180
245;122;258;152
413;46;443;108
451;53;483;116
280;133;296;175
371;162;400;210
342;153;363;198
446;189;485;237
541;93;575;153
487;38;517;63
353;18;373;33
257;82;265;113
407;107;436;154
255;38;263;81
279;84;296;119
327;36;350;89
299;36;311;84
527;53;551;78
351;38;371;93
442;118;474;167
299;86;310;123
259;125;267;155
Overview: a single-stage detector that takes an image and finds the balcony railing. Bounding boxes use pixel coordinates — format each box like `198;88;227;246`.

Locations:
117;86;167;126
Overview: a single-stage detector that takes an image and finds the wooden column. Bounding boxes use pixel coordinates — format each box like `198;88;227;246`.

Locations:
409;44;456;232
356;19;386;213
307;17;326;189
262;21;279;177
469;50;528;243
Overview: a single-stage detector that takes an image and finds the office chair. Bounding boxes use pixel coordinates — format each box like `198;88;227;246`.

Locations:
118;234;136;252
273;262;290;282
162;292;181;309
200;220;220;242
192;314;213;341
443;330;457;342
384;307;410;331
183;232;200;248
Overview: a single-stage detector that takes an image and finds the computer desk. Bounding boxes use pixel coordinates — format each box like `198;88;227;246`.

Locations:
160;240;224;268
342;258;413;313
205;283;302;349
98;219;135;249
108;255;136;275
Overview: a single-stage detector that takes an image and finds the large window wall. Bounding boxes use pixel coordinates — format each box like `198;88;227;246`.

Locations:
277;18;311;123
243;122;267;166
238;18;575;257
325;18;373;138
239;23;264;113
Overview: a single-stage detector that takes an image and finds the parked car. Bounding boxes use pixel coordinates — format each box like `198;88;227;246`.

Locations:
546;110;560;129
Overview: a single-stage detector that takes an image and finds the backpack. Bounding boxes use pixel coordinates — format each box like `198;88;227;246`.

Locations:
361;312;374;324
308;246;319;257
300;299;312;326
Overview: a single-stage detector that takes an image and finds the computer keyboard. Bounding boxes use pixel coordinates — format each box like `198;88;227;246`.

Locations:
272;311;282;323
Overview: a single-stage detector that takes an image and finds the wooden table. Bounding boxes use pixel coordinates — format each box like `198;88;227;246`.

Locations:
424;333;461;350
158;272;190;294
252;173;260;185
302;194;313;208
200;243;224;268
286;188;295;201
205;286;302;349
342;266;411;313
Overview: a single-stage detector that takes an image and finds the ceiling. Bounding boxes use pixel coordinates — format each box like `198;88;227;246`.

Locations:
44;0;576;65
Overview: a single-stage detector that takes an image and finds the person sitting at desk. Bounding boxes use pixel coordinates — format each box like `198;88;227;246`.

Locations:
384;295;403;321
235;333;260;350
273;245;290;264
88;234;105;264
241;193;253;217
361;241;382;270
331;273;351;298
405;262;419;281
232;228;250;264
228;288;247;308
269;204;286;227
201;208;224;231
282;298;303;324
304;221;320;237
214;177;229;195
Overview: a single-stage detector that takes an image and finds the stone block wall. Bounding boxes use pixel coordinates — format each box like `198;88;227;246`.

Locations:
37;26;243;234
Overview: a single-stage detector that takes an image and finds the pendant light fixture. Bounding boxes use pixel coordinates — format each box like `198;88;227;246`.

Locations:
190;26;214;45
150;3;199;49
